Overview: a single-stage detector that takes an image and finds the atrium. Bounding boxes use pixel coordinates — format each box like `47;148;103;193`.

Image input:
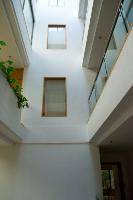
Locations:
0;0;133;199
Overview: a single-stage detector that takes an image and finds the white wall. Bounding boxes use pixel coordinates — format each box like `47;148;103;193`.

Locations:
21;0;90;142
0;72;26;141
0;144;103;200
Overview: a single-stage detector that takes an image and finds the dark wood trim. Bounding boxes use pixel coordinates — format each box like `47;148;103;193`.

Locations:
48;24;66;28
101;162;126;200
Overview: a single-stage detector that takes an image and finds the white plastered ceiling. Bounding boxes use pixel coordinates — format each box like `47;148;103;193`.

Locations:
100;115;133;150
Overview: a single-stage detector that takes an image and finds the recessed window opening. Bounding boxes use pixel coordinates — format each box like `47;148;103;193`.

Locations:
42;78;67;117
47;25;66;49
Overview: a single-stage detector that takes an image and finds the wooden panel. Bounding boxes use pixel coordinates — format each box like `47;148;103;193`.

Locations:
12;68;24;87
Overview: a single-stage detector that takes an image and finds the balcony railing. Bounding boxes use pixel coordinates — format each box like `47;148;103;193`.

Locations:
21;0;35;43
88;0;133;115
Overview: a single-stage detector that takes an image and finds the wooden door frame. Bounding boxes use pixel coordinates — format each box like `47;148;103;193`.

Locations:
101;162;125;200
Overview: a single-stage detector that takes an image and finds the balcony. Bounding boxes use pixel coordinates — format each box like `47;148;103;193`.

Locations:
0;0;31;144
0;71;26;143
89;0;133;115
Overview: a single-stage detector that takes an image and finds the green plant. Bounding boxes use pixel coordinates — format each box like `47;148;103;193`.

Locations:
0;41;29;108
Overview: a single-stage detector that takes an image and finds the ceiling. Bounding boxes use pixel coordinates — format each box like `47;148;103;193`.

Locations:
90;87;133;151
0;1;24;68
0;136;12;146
100;115;133;151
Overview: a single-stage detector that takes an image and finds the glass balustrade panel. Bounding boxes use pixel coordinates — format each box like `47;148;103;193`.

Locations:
105;12;127;75
95;61;108;100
